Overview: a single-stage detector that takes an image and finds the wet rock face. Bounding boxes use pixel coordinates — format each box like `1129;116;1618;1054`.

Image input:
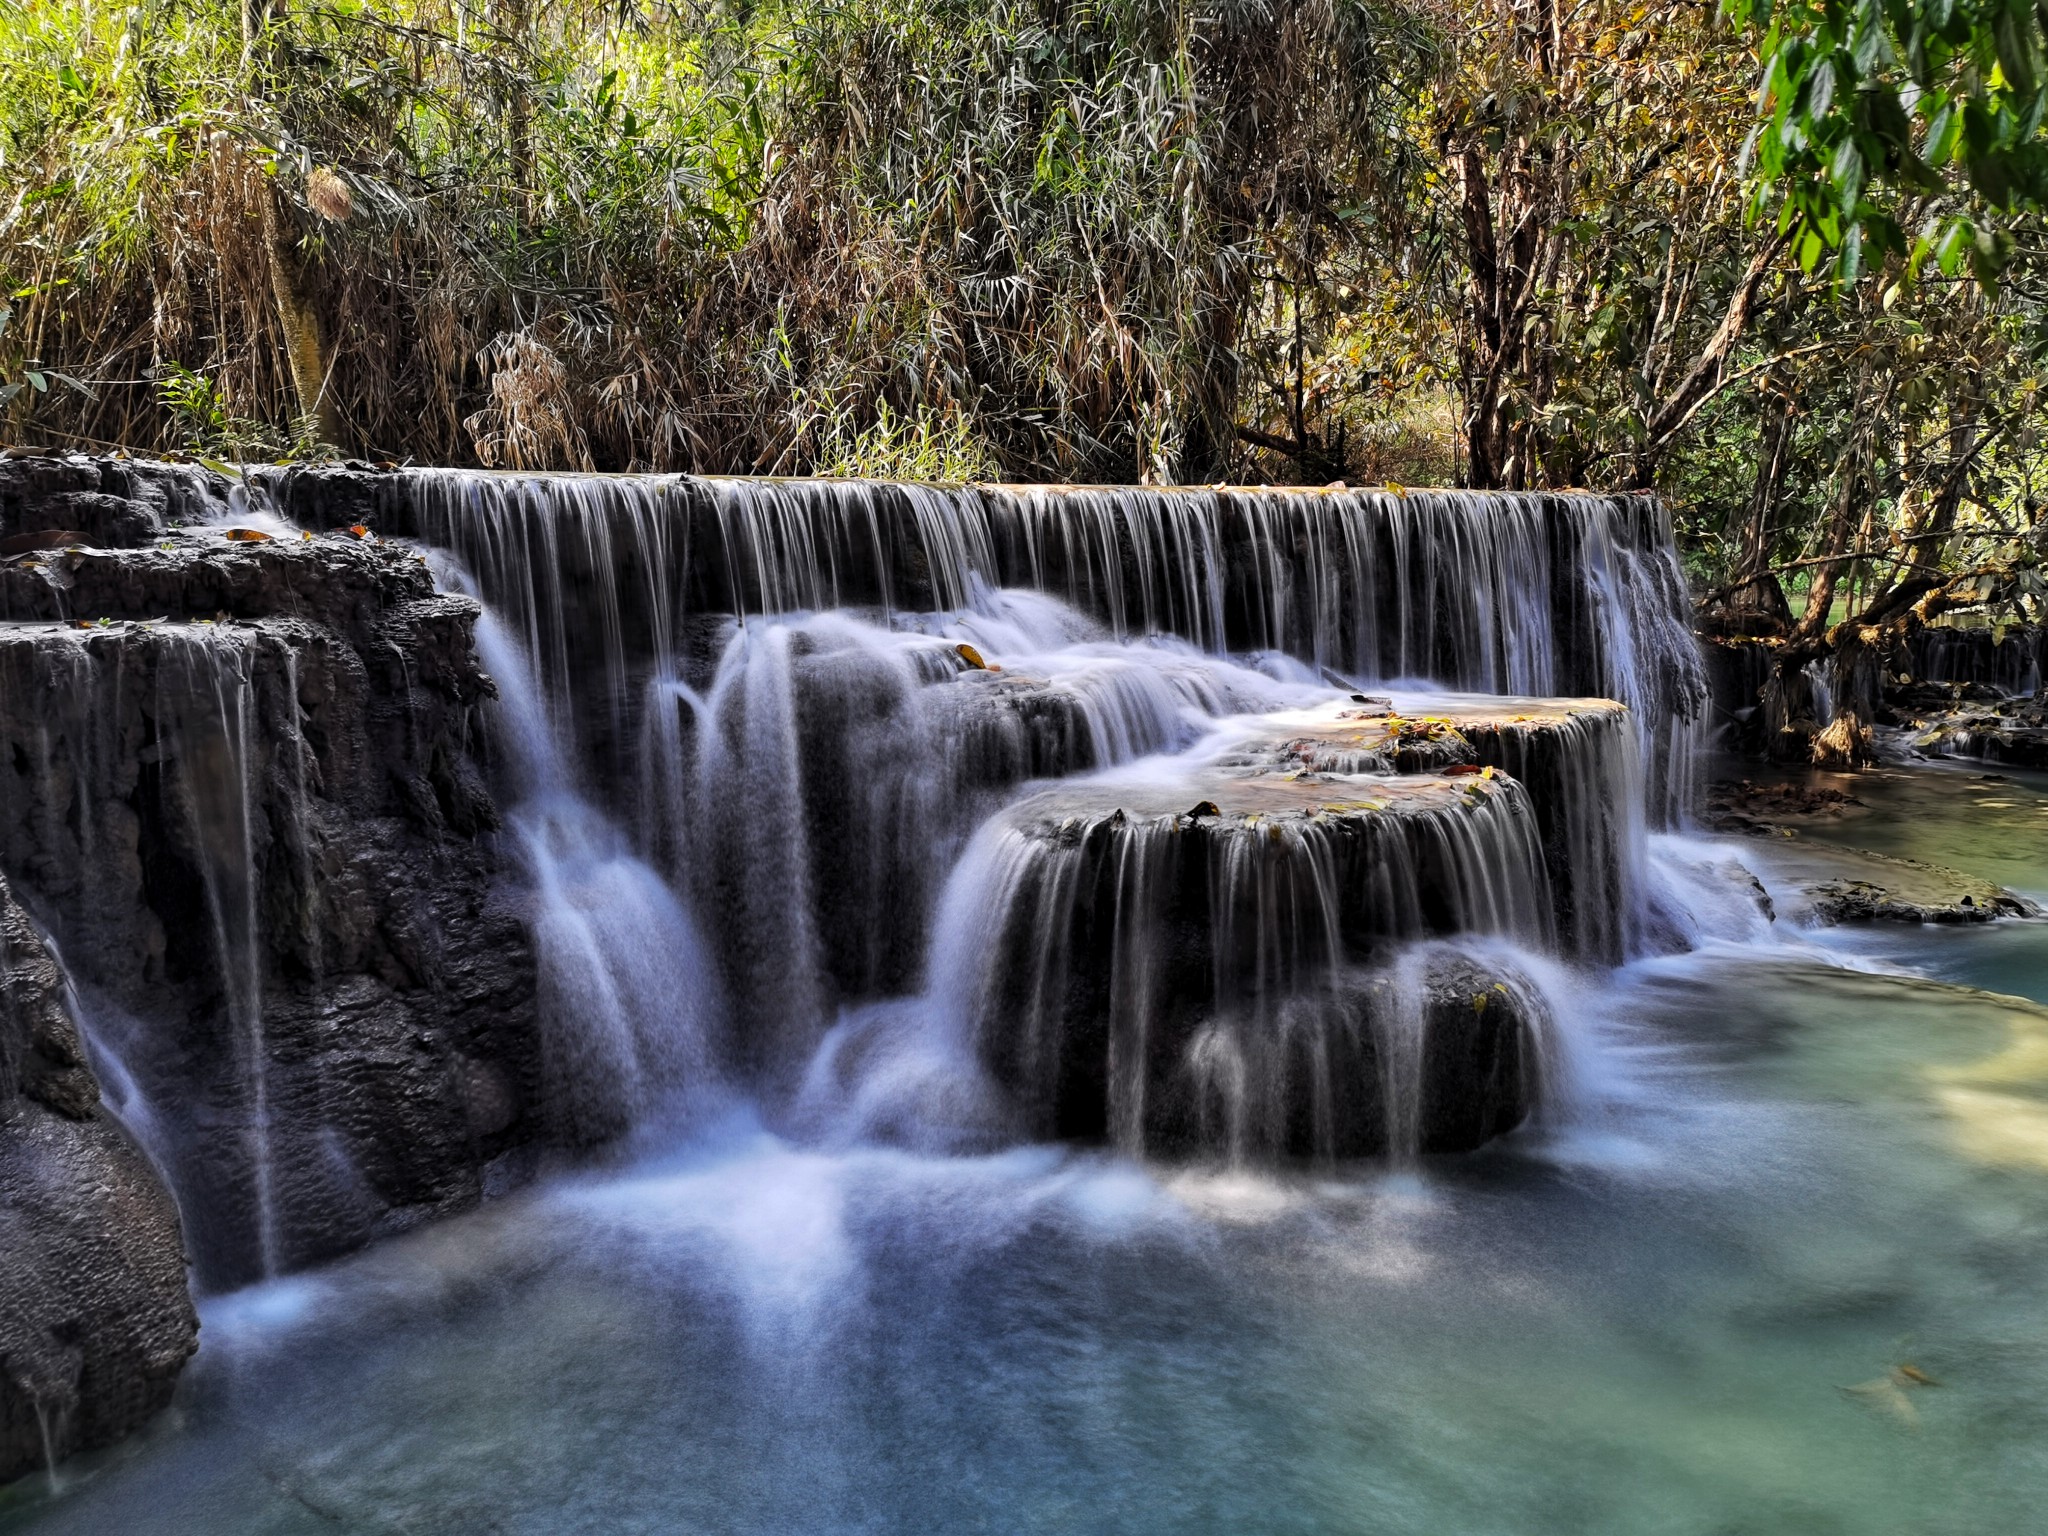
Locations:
1698;637;1775;756
0;453;227;552
1258;697;1643;963
959;713;1581;1162
971;818;1550;1158
1888;688;2048;772
1904;624;2043;696
0;455;542;1292
1;870;199;1488
1;508;440;632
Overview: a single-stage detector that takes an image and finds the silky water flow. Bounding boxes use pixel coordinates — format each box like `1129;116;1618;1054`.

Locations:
10;473;2046;1536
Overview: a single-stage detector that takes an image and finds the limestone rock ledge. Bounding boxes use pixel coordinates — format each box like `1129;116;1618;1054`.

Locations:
1;869;198;1487
0;453;544;1295
1788;846;2038;925
959;702;1617;1161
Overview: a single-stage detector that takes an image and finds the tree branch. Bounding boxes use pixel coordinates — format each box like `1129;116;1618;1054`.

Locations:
1641;230;1791;453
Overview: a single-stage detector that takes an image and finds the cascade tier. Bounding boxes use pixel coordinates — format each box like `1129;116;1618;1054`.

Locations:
0;453;1708;1481
0;499;542;1291
247;467;1707;821
942;700;1628;1162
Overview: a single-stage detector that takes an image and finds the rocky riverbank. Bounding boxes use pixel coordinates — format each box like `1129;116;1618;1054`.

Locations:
0;452;558;1475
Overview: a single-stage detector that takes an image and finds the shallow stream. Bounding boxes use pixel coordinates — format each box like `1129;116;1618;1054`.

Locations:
6;770;2048;1533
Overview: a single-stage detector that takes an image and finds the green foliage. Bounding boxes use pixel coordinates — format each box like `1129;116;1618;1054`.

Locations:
0;0;1431;480
155;363;305;460
813;399;997;484
0;302;93;423
1727;0;2048;282
0;0;2044;649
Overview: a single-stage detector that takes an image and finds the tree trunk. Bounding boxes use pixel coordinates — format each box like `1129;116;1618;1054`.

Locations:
1636;235;1785;475
257;186;340;448
244;0;341;449
1725;387;1795;629
1456;147;1509;489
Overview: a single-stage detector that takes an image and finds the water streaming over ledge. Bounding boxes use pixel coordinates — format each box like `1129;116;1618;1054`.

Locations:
19;473;2048;1532
245;469;1705;1168
0;470;1711;1297
254;471;1708;817
0;625;290;1282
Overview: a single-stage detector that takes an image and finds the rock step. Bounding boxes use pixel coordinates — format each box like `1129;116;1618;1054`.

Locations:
0;607;539;1294
946;704;1634;1161
1;869;199;1486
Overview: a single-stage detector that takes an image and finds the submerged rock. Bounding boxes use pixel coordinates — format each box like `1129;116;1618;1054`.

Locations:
1794;843;2031;925
1776;845;2038;925
1;870;198;1487
1703;777;1864;834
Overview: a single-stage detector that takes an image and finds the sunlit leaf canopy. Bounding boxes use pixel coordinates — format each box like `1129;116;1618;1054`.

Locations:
1728;0;2048;284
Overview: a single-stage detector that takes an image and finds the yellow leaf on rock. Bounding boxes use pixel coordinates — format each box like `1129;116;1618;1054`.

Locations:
955;642;988;669
224;528;271;542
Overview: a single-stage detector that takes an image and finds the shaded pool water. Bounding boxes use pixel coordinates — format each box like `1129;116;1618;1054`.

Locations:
8;786;2048;1533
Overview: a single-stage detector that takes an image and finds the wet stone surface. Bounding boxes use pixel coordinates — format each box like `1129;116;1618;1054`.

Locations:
0;869;198;1487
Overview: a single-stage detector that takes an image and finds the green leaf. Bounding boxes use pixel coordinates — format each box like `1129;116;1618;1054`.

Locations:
1994;8;2041;94
1924;101;1959;164
23;370;47;393
1808;58;1837;118
1838;220;1865;281
1831;136;1866;209
1934;216;1972;274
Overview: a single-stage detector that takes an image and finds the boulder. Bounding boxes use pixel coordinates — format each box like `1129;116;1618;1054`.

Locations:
1;870;198;1488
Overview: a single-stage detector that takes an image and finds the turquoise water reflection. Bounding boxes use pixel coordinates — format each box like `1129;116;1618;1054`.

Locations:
8;777;2048;1535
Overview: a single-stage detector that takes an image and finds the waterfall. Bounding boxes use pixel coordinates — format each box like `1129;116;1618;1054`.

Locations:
447;563;726;1144
0;624;292;1283
1906;623;2044;695
253;470;1708;822
928;768;1558;1160
167;633;280;1276
154;465;1711;1186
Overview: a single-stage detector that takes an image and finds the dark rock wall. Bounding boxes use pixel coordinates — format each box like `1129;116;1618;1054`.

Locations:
1698;637;1775;755
1906;625;2043;695
0;455;543;1292
1;869;198;1487
0;454;227;554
